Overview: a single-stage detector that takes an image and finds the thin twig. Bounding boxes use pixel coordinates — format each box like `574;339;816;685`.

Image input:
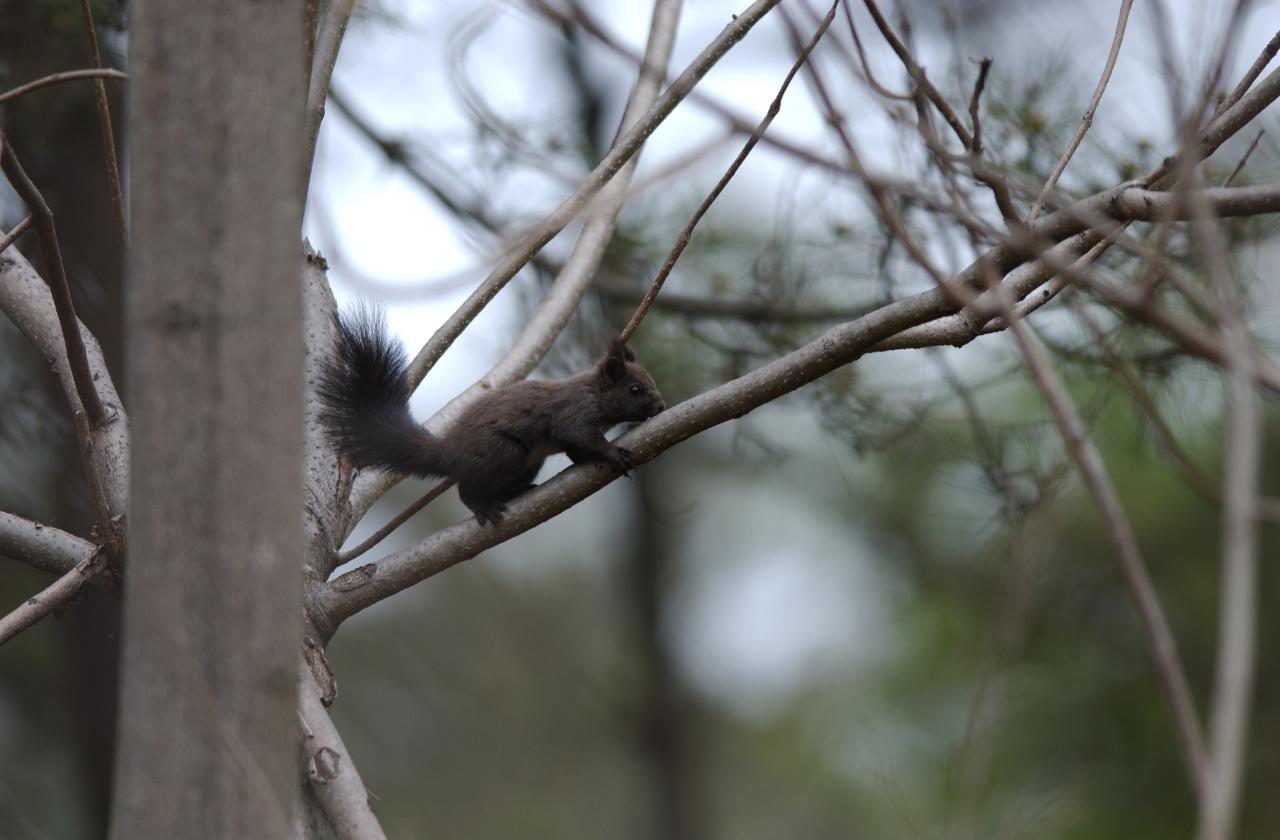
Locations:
0;547;107;645
304;0;358;190
77;0;127;244
1214;29;1280;117
968;57;992;154
0;68;127;105
622;2;837;341
1221;129;1263;187
0;214;32;255
840;0;910;100
1026;0;1133;223
338;481;453;564
862;0;973;148
1189;176;1260;840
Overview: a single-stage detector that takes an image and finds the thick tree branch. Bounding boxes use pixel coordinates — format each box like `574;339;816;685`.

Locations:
0;512;97;576
315;278;961;633
0;248;129;526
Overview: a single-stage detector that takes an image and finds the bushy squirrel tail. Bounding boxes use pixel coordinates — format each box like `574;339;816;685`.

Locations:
316;306;453;479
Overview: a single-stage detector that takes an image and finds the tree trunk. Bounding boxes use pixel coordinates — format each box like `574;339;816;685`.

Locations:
111;2;304;836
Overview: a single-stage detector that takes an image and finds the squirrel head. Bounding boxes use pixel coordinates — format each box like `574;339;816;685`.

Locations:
593;336;666;422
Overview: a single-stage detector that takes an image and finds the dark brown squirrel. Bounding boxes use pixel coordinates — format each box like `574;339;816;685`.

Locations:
317;307;666;526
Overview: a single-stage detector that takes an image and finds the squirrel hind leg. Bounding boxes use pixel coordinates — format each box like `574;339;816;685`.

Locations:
459;478;538;527
470;500;508;527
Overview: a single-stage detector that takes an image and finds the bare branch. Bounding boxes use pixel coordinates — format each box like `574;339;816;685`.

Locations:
1114;181;1280;219
1214;29;1280;117
1146;61;1280;186
0;214;32;255
597;278;878;324
0;512;96;576
0;248;129;524
337;480;452;565
0;546;108;645
0;68;127;105
304;0;359;190
78;0;127;244
313;273;1014;630
861;0;973;149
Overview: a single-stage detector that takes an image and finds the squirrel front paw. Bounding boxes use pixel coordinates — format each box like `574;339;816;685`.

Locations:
607;446;635;475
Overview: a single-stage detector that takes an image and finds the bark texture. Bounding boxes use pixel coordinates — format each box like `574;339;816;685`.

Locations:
111;2;304;836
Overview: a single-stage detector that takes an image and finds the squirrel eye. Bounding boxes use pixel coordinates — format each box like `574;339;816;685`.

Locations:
628;383;642;396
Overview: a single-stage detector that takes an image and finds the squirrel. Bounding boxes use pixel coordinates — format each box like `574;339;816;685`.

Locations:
317;306;666;526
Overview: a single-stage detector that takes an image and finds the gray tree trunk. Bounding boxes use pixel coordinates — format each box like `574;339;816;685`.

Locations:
111;2;304;836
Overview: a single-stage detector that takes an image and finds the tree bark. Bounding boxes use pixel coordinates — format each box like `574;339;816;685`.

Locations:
111;2;304;836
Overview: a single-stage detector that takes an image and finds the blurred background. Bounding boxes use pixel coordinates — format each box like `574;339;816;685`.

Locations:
2;1;1279;837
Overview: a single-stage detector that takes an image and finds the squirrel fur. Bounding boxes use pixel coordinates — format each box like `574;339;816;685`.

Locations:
317;307;666;526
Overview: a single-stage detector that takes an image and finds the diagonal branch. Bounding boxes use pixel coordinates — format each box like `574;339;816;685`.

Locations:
300;670;388;840
304;0;359;190
0;214;32;255
0;546;109;645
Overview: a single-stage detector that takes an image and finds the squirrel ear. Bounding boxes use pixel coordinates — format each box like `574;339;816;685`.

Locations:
607;335;635;361
601;336;629;381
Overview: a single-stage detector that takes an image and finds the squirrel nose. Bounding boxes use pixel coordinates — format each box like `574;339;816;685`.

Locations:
655;399;666;413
